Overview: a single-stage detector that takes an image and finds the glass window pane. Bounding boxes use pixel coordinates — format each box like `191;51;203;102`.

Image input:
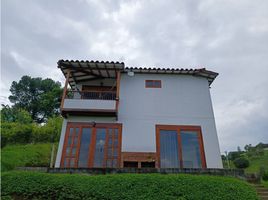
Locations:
66;147;71;155
75;128;79;136
181;131;202;168
114;129;118;137
69;128;74;136
112;159;117;167
78;128;92;168
67;136;72;146
70;158;75;167
64;158;69;167
160;130;180;168
73;137;78;146
72;147;76;156
146;80;154;87
106;159;112;168
107;148;112;157
113;149;118;157
154;81;161;87
93;128;106;167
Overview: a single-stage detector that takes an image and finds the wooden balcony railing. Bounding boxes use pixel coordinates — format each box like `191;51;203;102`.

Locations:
65;90;116;100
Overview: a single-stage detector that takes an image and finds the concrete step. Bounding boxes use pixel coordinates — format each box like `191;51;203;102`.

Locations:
259;196;268;200
257;188;268;192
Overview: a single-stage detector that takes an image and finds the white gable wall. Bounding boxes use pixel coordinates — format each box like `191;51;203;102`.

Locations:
55;73;223;168
117;73;222;168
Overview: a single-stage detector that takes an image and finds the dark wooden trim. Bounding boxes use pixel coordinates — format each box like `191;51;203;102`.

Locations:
61;122;122;168
116;71;121;114
61;108;117;117
60;70;70;111
145;80;162;88
155;125;207;169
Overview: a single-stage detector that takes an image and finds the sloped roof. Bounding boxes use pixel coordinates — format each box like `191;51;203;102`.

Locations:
58;59;218;87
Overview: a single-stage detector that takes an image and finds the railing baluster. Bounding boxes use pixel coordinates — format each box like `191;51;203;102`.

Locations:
65;90;116;100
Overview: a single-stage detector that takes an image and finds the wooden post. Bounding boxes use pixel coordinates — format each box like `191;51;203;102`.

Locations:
115;71;121;114
60;70;71;111
49;143;55;168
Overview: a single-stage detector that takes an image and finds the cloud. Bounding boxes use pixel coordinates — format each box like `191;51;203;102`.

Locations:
1;0;268;151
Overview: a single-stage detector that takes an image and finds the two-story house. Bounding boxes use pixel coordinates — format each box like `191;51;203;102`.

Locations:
55;60;223;169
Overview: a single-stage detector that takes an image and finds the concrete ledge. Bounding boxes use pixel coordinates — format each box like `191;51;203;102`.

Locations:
48;168;245;177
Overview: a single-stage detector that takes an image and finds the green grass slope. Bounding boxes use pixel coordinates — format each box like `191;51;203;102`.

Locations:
1;143;54;172
245;150;268;173
1;172;259;200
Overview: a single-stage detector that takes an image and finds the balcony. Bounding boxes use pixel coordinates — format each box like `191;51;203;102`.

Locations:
58;60;123;117
61;90;118;116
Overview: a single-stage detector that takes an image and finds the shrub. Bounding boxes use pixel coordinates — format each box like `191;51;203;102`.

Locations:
263;171;268;181
1;172;259;200
234;157;250;168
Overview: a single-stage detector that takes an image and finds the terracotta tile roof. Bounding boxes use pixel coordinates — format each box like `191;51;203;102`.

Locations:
58;59;218;86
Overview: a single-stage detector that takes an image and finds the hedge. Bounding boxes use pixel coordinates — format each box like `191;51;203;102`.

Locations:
1;171;258;200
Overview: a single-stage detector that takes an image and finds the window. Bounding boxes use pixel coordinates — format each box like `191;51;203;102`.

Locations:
145;80;161;88
156;125;206;168
61;123;122;168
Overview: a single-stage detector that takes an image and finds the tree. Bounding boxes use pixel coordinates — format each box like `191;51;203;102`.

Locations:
8;76;62;123
1;105;32;124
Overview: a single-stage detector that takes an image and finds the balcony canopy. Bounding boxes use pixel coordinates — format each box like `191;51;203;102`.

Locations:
58;60;125;89
58;59;218;88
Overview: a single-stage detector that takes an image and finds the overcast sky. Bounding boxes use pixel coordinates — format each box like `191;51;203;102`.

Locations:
1;0;268;152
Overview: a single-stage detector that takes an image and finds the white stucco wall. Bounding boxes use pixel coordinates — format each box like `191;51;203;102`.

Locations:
117;73;222;168
63;99;116;110
55;73;222;168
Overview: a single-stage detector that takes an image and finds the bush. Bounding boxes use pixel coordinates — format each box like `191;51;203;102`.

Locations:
263;171;268;181
1;116;63;146
234;157;250;168
1;172;259;200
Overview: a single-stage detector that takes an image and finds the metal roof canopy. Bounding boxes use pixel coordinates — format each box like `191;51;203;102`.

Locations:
58;60;218;88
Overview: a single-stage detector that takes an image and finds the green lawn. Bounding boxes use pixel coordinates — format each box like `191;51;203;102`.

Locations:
1;171;259;200
1;143;55;172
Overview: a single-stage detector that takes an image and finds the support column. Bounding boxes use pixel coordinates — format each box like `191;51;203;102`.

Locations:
116;71;121;115
60;70;71;111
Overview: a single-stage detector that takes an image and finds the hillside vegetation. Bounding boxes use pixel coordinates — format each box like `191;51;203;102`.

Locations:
1;143;54;172
1;172;259;200
245;150;268;173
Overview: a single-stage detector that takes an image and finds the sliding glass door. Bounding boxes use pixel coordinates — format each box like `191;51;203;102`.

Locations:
160;130;180;168
156;125;206;169
61;123;122;168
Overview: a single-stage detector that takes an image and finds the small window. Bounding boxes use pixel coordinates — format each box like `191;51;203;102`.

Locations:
145;80;161;88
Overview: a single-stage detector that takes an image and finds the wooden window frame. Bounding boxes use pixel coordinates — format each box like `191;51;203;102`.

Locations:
145;80;162;88
60;122;122;168
155;125;207;169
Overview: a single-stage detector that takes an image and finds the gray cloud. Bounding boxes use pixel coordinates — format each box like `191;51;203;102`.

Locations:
1;0;268;151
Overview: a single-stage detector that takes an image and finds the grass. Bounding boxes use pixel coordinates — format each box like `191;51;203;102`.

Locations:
262;180;268;188
1;171;259;200
245;150;268;173
223;150;268;174
1;143;56;172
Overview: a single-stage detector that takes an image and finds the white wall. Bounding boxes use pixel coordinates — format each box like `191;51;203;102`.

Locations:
63;99;116;110
117;73;223;168
55;73;223;168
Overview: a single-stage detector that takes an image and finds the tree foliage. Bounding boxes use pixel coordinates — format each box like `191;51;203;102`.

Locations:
233;157;250;169
1;105;32;124
8;76;62;123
